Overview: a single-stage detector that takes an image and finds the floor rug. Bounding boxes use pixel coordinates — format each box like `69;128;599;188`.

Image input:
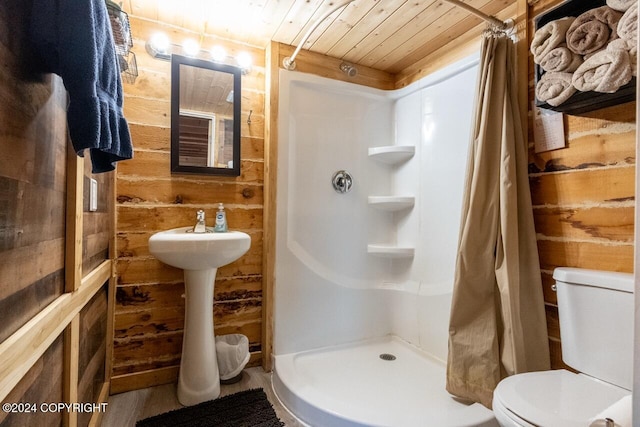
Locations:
135;388;285;427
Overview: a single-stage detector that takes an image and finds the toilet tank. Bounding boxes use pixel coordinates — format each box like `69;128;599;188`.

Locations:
553;267;634;390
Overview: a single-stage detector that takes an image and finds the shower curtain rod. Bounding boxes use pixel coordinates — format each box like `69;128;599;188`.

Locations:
283;0;513;71
283;0;355;70
442;0;514;32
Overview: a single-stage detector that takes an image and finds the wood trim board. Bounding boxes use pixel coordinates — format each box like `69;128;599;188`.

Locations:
65;146;84;293
88;382;111;427
262;41;280;372
63;316;80;427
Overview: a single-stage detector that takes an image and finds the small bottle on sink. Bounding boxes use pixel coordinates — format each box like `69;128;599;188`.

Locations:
214;203;228;233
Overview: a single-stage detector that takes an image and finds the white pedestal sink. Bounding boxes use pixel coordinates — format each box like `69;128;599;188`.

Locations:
149;227;251;406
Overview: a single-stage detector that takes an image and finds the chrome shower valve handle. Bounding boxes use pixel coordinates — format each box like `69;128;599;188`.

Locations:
332;170;353;194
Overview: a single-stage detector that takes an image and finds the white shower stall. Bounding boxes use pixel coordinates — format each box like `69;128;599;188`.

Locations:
273;55;498;427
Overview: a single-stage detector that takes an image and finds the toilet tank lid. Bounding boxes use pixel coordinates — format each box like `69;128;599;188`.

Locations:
553;268;633;293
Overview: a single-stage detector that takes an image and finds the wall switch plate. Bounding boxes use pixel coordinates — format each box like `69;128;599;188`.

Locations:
89;178;98;212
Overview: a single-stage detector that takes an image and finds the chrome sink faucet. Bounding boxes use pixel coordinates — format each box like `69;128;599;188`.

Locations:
193;210;207;233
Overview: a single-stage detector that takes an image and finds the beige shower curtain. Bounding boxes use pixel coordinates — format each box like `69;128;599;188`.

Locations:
446;31;550;409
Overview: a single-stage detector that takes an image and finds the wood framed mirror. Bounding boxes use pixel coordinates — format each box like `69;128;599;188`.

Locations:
171;54;241;176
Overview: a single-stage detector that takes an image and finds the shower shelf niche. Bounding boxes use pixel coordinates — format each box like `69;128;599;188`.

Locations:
367;244;414;258
368;196;415;211
368;146;415;164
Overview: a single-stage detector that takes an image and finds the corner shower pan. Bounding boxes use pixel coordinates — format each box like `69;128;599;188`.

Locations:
272;336;498;427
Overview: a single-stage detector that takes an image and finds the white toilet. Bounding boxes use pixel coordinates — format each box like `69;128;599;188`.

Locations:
493;267;633;427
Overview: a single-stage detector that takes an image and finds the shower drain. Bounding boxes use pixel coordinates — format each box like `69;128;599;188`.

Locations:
379;353;396;361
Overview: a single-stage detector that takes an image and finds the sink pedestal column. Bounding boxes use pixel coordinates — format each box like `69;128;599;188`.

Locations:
177;269;220;406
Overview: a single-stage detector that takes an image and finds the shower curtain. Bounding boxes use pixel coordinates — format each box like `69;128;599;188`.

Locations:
446;30;550;409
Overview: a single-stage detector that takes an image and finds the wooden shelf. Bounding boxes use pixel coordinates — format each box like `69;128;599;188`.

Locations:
367;244;414;258
368;146;415;164
368;196;415;211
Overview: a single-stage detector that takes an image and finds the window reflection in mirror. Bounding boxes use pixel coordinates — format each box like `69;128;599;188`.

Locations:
171;54;241;176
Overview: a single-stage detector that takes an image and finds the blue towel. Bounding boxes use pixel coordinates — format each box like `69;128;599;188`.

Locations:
30;0;133;173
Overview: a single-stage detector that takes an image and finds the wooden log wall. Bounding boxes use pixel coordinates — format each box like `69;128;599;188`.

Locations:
527;0;635;369
112;18;266;393
0;0;113;426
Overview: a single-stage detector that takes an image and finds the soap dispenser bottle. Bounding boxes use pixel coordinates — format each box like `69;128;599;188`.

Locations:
214;203;228;232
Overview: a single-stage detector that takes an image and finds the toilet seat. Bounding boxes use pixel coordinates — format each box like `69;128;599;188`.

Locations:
493;396;534;427
493;370;630;427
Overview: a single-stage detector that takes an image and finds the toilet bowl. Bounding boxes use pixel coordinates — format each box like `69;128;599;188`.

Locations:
493;268;633;427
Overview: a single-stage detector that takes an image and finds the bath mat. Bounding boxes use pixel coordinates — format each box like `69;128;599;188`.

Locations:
135;388;284;427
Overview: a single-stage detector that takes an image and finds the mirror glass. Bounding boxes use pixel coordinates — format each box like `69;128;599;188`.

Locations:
171;54;241;176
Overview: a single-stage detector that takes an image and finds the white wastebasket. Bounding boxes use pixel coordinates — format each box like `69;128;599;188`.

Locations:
215;334;250;384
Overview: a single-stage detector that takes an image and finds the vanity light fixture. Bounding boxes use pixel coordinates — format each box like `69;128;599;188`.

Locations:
145;35;253;75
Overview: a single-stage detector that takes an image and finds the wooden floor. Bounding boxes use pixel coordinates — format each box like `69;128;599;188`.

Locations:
101;367;305;426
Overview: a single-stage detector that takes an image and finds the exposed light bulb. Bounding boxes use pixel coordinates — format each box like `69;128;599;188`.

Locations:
236;51;252;72
149;32;170;53
211;45;227;62
182;39;200;57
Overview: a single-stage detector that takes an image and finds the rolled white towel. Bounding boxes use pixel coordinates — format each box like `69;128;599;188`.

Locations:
531;17;576;64
536;72;577;106
539;44;584;72
609;38;637;76
566;6;622;55
572;47;632;93
588;395;632;427
617;4;638;42
607;0;636;12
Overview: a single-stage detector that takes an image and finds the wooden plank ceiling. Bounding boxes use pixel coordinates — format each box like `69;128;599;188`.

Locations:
123;0;515;74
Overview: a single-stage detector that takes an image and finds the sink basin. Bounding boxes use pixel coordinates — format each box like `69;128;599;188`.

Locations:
149;227;250;270
148;226;251;406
